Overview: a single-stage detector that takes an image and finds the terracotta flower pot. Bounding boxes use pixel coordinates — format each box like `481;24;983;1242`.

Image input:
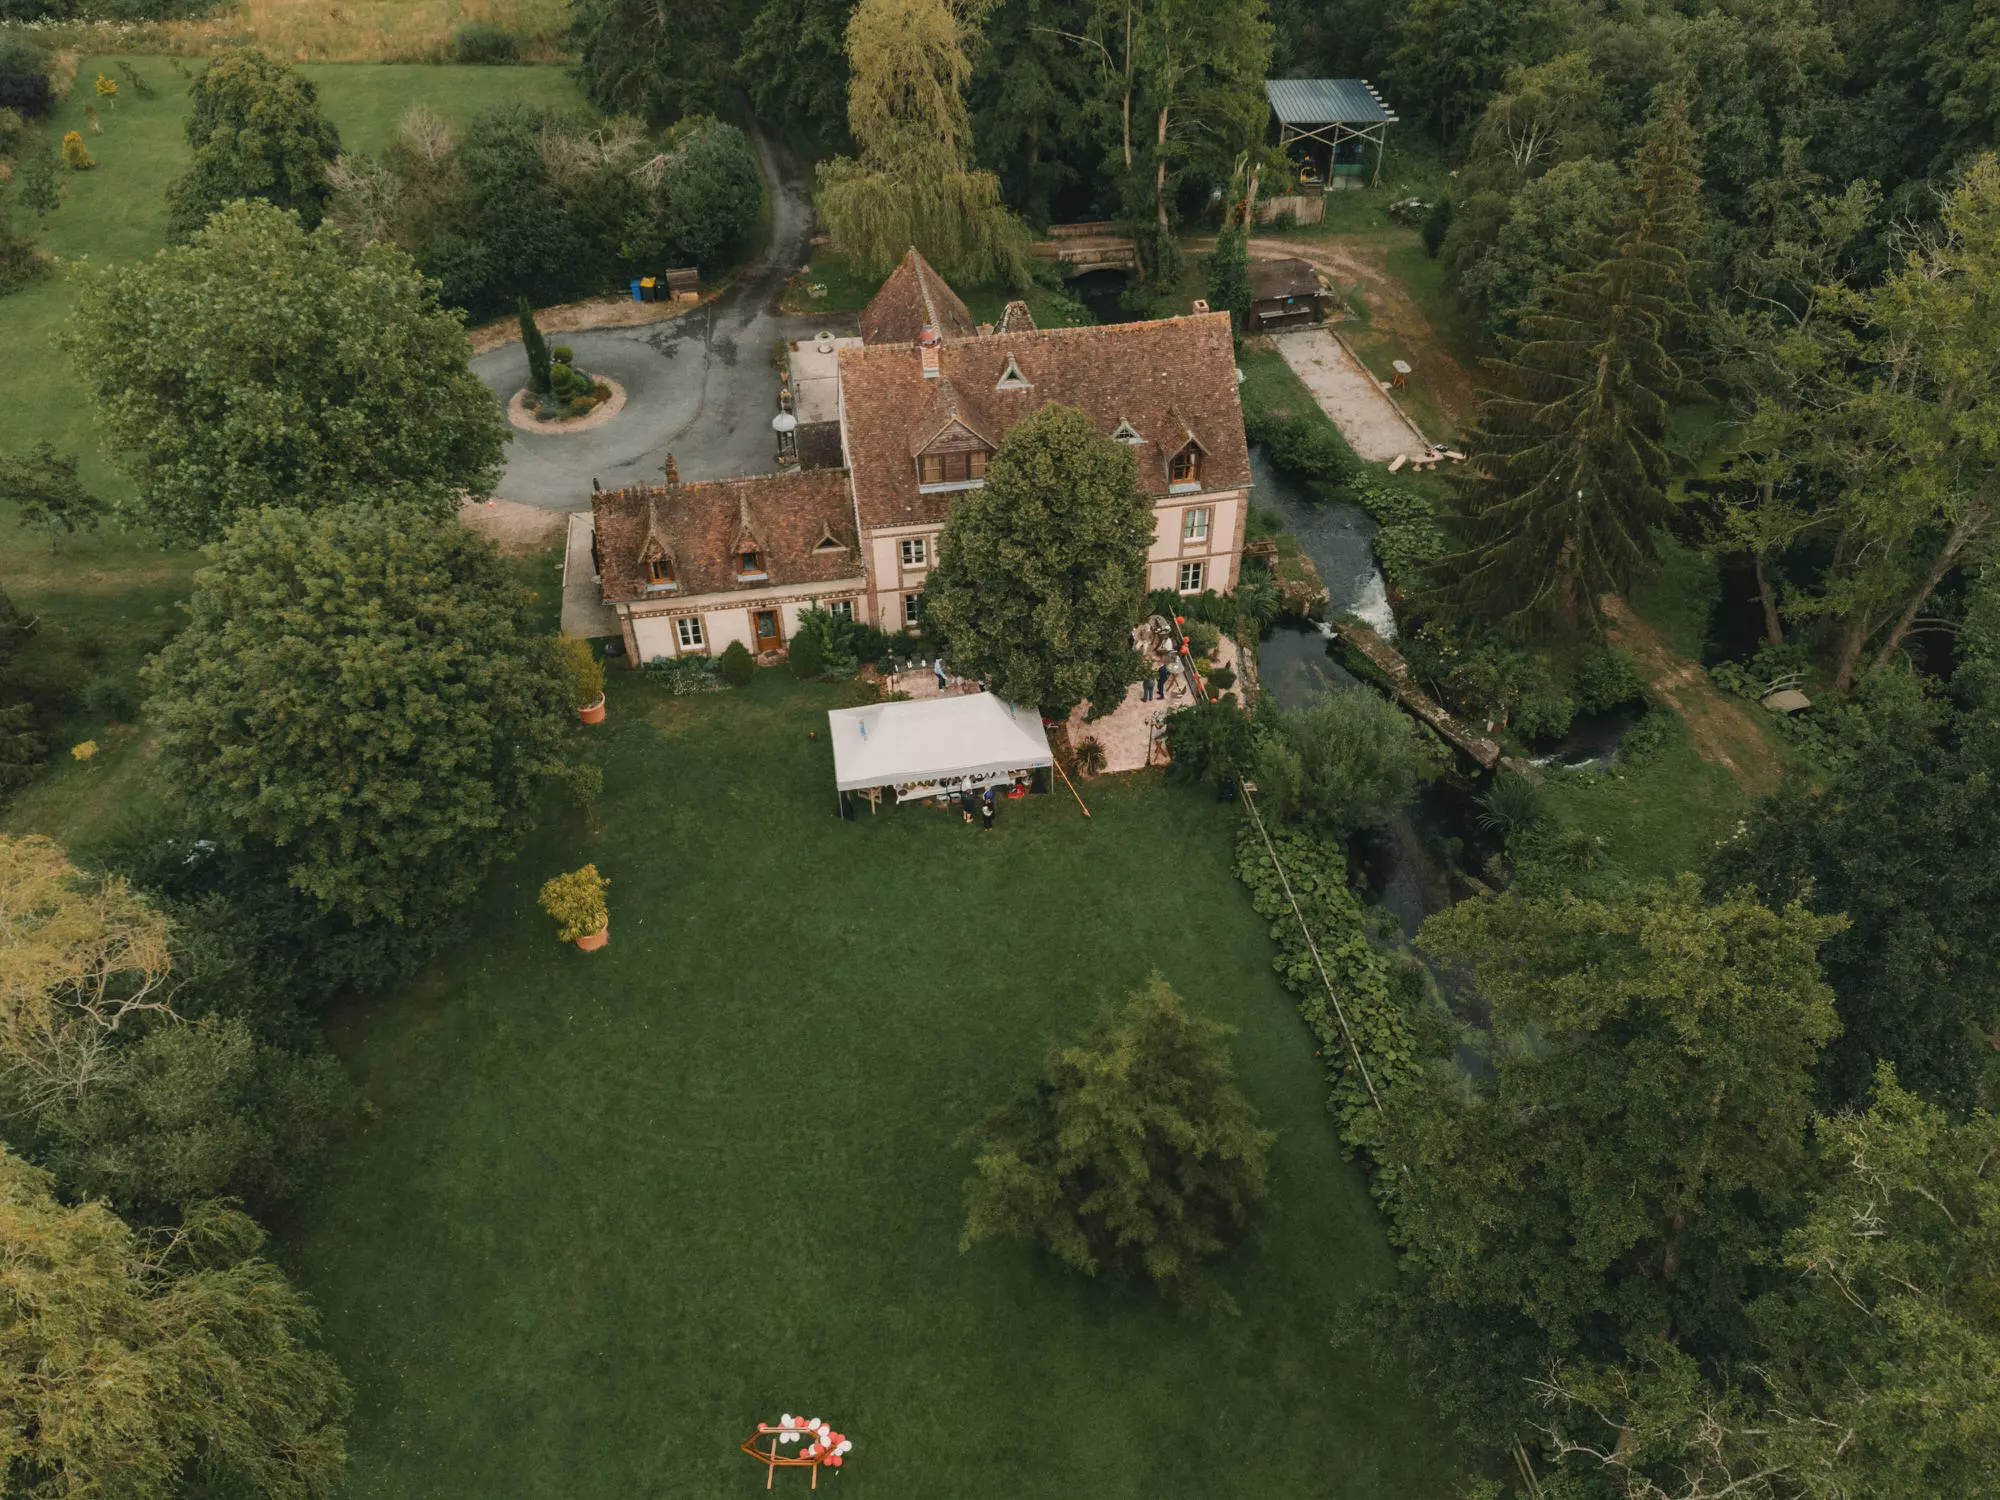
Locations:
575;920;609;951
578;695;607;725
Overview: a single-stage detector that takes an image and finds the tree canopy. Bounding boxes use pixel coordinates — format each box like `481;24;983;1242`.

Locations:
1430;97;1703;637
0;1149;350;1498
814;0;1031;282
959;976;1275;1312
144;505;571;936
1384;878;1842;1386
920;402;1152;714
163;49;342;243
65;199;507;544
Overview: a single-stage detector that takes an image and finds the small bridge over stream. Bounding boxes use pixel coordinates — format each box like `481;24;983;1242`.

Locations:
1330;619;1543;783
1030;222;1141;273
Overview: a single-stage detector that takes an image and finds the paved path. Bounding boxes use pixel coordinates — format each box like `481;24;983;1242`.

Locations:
474;128;831;511
1272;328;1428;464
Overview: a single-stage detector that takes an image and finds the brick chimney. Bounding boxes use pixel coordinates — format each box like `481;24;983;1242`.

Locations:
919;325;941;379
662;453;681;487
1191;298;1210;315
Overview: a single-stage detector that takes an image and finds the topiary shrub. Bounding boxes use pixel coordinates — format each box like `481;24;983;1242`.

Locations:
787;621;825;679
719;639;756;686
452;21;519;64
538;864;608;942
553;632;604;708
518;297;551;395
550;345;573;364
1207;663;1236;692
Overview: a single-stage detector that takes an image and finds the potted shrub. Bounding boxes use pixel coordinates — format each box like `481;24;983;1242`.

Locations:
539;864;609;950
557;633;607;723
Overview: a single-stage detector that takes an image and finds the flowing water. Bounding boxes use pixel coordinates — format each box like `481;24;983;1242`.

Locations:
1250;446;1397;638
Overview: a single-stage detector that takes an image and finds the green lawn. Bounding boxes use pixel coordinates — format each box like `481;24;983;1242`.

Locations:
286;671;1463;1498
1536;737;1750;883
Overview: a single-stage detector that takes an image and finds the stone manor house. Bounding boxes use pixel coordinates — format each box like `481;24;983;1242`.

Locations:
592;249;1251;665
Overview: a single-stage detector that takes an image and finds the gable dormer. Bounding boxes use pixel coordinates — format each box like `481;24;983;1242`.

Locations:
1163;409;1208;491
637;470;680;591
1111;418;1144;445
733;494;768;579
813;519;849;555
995;353;1031;392
909;375;995;490
916;422;992;488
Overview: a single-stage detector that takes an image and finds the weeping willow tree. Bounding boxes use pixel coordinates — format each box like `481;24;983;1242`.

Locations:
1428;95;1704;637
815;0;1031;284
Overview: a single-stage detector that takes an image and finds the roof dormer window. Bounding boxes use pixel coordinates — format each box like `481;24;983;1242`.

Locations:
1169;445;1203;490
918;449;989;488
647;556;676;589
995;354;1031;391
1112;419;1144;445
739;549;765;578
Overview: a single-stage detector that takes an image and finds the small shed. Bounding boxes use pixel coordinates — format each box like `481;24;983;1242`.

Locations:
663;267;701;301
1246;258;1328;333
827;693;1053;812
1265;79;1397;190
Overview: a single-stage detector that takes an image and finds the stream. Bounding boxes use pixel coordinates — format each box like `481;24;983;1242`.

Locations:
1249;447;1467;938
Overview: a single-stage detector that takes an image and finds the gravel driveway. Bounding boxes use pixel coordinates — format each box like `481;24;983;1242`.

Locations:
473;128;834;511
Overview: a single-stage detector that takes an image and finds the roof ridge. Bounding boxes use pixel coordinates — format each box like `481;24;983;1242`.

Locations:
844;310;1231;356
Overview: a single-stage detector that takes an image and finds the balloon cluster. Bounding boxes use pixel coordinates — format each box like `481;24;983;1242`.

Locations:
776;1414;853;1468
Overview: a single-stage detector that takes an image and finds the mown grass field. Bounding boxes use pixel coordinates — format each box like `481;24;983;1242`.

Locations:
285;669;1465;1499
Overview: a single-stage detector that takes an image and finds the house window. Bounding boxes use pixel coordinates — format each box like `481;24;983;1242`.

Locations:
648;557;674;583
1169;447;1202;487
918;450;989;486
900;537;927;568
903;592;923;626
829;599;855;622
739;549;764;576
1182;507;1211;543
1179;561;1205;593
676;616;705;649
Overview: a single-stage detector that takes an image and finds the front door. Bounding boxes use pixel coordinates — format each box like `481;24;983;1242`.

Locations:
753;609;783;653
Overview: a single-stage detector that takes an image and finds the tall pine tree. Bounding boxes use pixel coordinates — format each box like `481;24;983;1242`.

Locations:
1430;94;1703;637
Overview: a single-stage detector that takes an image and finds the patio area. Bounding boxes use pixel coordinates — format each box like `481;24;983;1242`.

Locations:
1067;630;1244;774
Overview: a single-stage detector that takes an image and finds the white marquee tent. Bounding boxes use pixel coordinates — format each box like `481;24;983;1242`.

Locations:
828;693;1053;804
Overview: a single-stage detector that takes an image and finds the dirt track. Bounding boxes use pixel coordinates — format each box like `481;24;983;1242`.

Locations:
1600;595;1781;795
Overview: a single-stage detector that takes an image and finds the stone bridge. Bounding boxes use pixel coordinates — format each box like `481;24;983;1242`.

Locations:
1030;222;1141;272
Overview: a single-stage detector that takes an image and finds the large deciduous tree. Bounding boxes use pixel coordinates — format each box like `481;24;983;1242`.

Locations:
1054;0;1269;239
921;403;1151;714
163;49;342;242
1708;665;2000;1112
959;976;1275;1313
65;199;507;544
1531;1067;2000;1498
1430;96;1704;637
814;0;1030;282
0;1149;349;1498
144;505;571;937
742;0;857;149
1383;878;1842;1374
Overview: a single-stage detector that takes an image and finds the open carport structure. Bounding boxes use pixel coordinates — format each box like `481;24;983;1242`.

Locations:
1266;79;1397;189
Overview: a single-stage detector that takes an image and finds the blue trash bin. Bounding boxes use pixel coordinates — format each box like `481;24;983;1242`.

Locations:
630;280;644;303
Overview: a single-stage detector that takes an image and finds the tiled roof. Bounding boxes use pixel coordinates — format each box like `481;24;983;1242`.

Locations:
858;247;978;347
1249;257;1323;301
593;467;862;603
837;312;1251;529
